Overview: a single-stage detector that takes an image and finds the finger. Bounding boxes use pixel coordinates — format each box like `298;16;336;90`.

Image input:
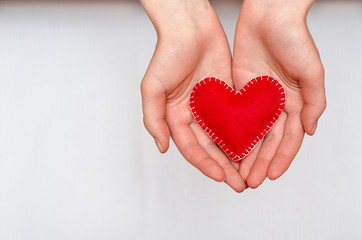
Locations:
247;112;286;188
300;62;327;135
267;113;304;180
238;139;263;181
141;75;170;153
230;159;240;170
190;122;246;193
169;122;226;182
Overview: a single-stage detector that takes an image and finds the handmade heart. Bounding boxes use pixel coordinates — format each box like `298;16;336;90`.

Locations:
189;76;285;162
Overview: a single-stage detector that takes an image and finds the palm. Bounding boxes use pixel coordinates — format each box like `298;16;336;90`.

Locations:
233;15;324;188
142;9;246;192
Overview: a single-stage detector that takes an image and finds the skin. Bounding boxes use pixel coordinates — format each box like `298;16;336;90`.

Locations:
140;0;326;192
233;0;326;188
140;0;247;192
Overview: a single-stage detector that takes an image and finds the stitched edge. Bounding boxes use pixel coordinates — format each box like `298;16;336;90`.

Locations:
189;76;286;163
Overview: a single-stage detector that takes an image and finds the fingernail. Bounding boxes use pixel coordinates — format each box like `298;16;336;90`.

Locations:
154;138;163;153
311;121;318;134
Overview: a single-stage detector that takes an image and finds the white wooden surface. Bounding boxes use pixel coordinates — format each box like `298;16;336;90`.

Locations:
0;1;361;239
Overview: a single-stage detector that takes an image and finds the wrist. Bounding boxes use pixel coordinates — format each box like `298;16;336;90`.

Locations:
241;0;314;23
141;0;213;38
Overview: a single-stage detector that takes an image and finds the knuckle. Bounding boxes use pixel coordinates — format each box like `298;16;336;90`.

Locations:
274;152;292;165
143;116;153;132
284;133;302;144
179;142;203;164
304;63;325;85
316;97;327;113
179;141;194;154
312;62;325;79
204;140;217;149
307;97;327;115
264;131;278;142
321;98;327;111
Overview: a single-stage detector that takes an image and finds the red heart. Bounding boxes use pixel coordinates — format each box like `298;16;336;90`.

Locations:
190;76;285;162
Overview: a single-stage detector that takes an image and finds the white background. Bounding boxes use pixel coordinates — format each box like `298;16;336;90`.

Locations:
0;1;361;239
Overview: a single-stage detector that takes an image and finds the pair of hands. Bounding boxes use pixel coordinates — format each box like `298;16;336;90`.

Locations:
140;0;326;192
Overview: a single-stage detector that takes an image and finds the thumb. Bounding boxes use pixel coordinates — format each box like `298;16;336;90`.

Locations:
140;73;170;153
300;63;327;135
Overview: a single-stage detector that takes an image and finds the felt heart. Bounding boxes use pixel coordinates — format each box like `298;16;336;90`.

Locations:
190;76;285;162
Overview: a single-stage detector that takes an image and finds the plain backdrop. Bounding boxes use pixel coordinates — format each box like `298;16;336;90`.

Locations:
0;1;361;239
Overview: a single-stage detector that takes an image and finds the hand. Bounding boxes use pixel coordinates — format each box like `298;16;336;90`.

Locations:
140;0;247;192
232;0;326;188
